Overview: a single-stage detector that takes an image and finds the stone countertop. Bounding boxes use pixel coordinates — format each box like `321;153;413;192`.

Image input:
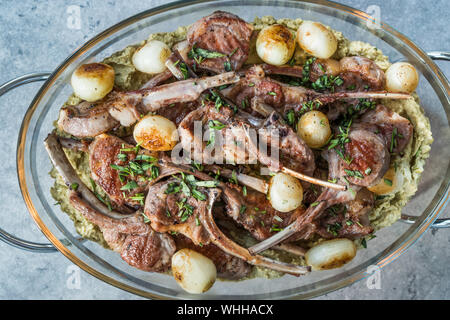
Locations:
0;0;448;299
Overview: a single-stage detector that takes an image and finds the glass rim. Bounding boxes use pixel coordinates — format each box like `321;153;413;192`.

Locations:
16;0;450;299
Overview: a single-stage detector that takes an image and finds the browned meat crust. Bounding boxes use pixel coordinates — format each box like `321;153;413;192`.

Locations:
89;134;150;209
69;191;176;272
187;11;253;73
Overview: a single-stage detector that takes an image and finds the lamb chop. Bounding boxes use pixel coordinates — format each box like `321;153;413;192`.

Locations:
168;48;349;191
46;133;176;270
315;188;374;240
358;104;413;154
69;192;175;272
47;132;254;278
63;131;305;249
185;11;253;73
143;177;310;275
58;71;240;138
88;133;186;212
249;103;413;253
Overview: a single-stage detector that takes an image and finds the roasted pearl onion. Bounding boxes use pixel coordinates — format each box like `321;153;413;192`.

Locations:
133;115;179;151
385;62;419;93
297;111;332;149
256;24;296;66
132;40;172;74
296;21;337;59
71;63;115;102
268;173;303;212
171;249;217;294
305;238;357;270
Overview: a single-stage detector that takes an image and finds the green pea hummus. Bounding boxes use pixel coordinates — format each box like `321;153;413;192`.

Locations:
50;16;433;279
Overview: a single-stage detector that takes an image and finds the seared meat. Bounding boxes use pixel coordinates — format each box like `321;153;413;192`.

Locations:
69;192;176;272
338;127;390;187
315;188;374;239
89;134;150;209
174;235;251;279
223;65;285;110
339;56;385;90
155;102;196;126
223;183;305;240
58;100;119;138
258;111;315;175
151;160;310;275
223;65;409;116
187;11;253;73
359;104;413;154
144;179;211;246
45;132;131;219
178;101;315;175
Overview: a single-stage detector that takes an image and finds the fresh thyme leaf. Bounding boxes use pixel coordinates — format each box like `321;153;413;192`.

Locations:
141;212;151;223
117;153;127;161
285;109;296;127
190;47;226;59
224;60;232;72
344;169;364;179
192;188;206;201
208;119;226;130
229;170;238;185
195;180;219;188
120;180;138;191
361;238;367;248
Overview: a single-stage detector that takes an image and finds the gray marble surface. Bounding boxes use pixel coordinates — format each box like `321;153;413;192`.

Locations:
0;0;448;300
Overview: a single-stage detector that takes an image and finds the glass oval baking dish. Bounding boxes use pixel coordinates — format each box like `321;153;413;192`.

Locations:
2;0;449;299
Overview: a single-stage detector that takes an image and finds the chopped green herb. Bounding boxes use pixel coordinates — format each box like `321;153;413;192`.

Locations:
224;60;232;72
141;212;151;223
344;169;364;179
361;238;367;248
274;215;283;223
120;180;138;191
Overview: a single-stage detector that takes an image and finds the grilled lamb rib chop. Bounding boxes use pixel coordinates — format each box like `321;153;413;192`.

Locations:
222;65;410;116
186;11;254;73
69;192;175;272
58;72;240;138
249;104;412;253
46;132;253;278
178;101;316;175
143;177;310;275
315;188;374;240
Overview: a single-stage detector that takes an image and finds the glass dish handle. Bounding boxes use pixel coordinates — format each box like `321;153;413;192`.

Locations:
400;51;450;229
0;72;57;252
